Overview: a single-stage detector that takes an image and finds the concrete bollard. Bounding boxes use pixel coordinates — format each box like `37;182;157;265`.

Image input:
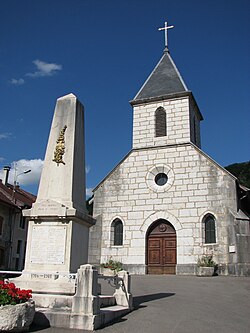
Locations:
113;270;133;309
72;264;100;315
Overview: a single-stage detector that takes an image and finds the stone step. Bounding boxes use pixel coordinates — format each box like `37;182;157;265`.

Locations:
99;295;116;308
100;305;130;325
34;304;131;330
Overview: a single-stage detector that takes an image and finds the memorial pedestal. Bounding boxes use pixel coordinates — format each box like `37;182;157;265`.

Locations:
14;205;95;306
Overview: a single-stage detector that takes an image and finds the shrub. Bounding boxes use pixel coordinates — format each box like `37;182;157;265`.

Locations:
0;280;32;306
197;255;216;267
100;257;123;274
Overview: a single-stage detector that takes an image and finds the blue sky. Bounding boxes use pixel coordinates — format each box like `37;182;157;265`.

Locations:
0;0;249;196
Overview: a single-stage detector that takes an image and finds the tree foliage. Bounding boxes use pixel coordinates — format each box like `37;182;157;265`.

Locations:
225;161;250;188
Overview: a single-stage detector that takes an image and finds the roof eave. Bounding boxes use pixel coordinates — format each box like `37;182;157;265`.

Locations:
130;90;190;106
0;197;20;210
93;150;133;192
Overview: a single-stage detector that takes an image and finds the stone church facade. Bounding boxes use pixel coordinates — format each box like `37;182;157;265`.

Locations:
88;47;250;275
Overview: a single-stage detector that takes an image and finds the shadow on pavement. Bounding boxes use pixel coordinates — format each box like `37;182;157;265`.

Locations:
29;293;175;331
29;323;50;332
133;292;175;309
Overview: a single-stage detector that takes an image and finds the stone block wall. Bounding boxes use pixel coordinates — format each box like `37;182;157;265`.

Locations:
132;97;191;149
89;143;238;274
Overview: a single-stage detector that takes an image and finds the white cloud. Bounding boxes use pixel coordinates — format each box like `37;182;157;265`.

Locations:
26;59;62;78
0;133;12;140
0;159;44;186
0;159;93;198
10;78;25;85
85;166;92;197
86;188;93;198
86;165;90;174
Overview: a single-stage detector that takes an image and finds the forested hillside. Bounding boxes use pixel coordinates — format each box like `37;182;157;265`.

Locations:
225;161;250;188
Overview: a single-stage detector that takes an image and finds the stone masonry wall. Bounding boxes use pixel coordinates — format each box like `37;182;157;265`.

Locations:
132;97;191;149
89;143;237;274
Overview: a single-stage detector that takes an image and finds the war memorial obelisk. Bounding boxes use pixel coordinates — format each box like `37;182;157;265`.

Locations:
15;93;95;299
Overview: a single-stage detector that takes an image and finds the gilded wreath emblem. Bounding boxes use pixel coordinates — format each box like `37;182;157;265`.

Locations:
53;125;67;166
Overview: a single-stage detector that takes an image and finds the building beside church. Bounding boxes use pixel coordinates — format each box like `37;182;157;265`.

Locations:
0;167;36;271
88;44;250;276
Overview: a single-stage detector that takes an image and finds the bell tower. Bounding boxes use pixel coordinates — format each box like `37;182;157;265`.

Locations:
130;36;203;149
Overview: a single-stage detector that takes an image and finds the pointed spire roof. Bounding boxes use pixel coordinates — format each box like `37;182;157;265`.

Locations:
130;48;189;105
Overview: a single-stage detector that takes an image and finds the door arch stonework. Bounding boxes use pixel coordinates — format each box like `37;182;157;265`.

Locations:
140;211;182;233
146;219;177;274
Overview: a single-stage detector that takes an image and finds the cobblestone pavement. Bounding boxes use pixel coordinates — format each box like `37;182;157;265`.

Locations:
30;275;250;333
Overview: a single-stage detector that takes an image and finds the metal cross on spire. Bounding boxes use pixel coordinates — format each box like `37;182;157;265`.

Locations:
158;21;174;48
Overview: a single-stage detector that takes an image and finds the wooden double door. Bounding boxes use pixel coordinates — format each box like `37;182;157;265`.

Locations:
147;220;176;274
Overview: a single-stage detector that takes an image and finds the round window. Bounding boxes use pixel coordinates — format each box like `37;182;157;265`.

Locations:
154;173;168;186
146;164;174;192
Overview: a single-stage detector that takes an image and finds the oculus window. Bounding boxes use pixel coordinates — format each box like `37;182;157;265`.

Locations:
155;173;168;186
147;164;174;192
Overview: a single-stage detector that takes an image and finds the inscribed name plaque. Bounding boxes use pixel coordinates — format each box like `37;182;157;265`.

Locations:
30;225;67;264
31;200;67;217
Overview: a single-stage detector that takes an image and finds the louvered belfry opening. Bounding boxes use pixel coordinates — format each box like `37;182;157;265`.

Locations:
155;107;166;137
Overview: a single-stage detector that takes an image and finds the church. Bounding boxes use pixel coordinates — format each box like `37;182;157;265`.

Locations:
88;35;250;275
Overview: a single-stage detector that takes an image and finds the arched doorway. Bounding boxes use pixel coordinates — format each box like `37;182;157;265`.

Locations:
147;219;176;274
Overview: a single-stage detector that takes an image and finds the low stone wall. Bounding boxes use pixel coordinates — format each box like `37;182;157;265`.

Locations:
34;265;133;331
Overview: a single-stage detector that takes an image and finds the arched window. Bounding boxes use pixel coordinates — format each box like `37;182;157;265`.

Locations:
0;216;3;236
204;214;216;244
111;219;123;246
0;247;5;267
155;107;166;137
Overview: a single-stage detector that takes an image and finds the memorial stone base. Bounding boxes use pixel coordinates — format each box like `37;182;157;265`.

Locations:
14;207;94;307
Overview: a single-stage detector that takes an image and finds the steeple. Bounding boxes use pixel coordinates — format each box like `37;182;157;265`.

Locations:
130;25;203;150
131;48;189;104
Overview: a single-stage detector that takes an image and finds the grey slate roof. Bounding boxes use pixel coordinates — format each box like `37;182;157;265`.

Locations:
131;48;188;103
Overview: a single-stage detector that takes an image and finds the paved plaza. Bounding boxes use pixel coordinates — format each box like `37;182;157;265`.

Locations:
30;275;250;333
